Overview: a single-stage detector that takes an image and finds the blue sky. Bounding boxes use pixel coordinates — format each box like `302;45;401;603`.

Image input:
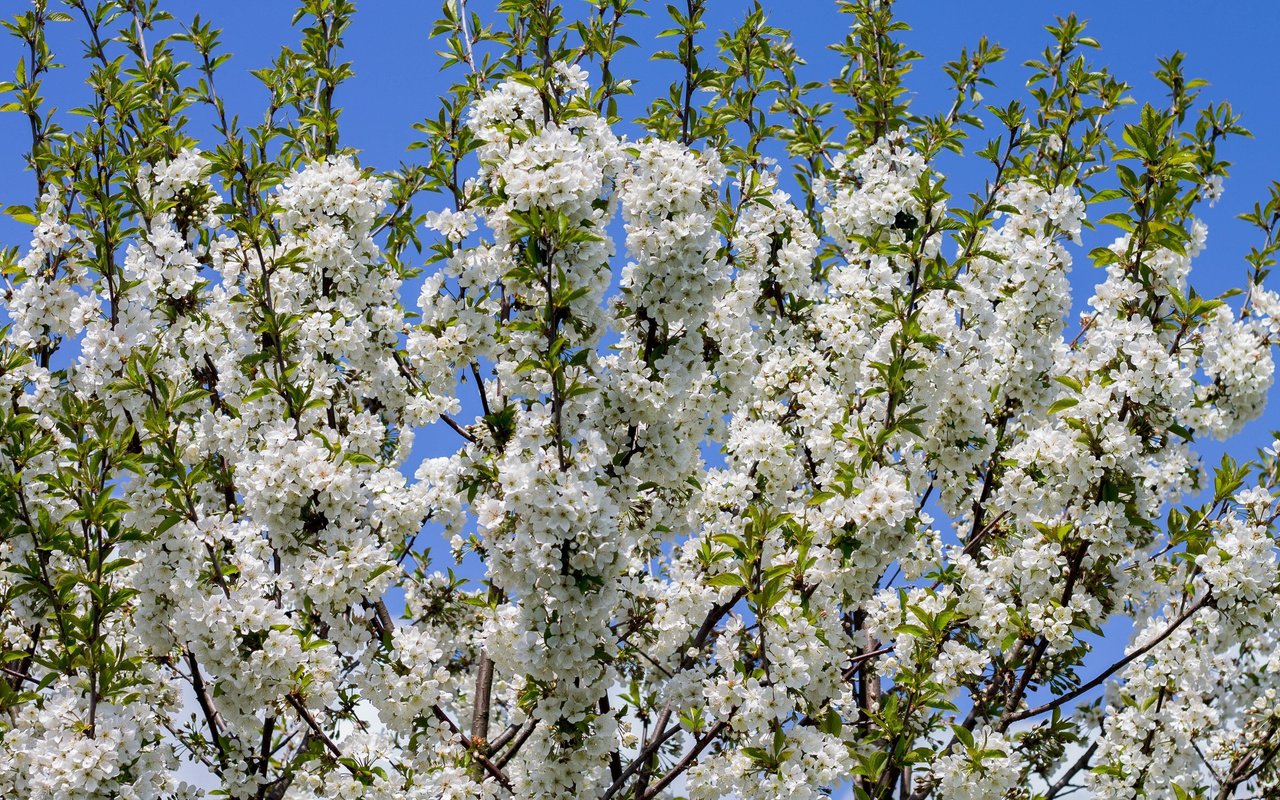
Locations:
2;0;1279;739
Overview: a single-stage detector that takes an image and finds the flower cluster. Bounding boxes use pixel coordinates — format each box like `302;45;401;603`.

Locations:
4;6;1280;800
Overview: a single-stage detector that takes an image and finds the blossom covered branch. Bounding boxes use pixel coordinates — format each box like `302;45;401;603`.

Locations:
1;2;1279;800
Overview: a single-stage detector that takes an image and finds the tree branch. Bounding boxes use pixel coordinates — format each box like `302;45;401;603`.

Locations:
1003;593;1211;726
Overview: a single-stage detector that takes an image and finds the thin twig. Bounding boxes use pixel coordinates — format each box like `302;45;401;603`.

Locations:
1003;593;1211;725
286;694;343;760
642;719;731;800
431;705;514;791
1044;741;1098;800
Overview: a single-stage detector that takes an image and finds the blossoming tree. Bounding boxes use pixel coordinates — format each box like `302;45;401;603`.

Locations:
2;1;1279;798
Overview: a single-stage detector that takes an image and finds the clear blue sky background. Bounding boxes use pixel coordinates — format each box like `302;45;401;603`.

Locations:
2;0;1279;728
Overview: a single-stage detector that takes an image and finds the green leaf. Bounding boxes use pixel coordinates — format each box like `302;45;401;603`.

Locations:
1047;397;1079;416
